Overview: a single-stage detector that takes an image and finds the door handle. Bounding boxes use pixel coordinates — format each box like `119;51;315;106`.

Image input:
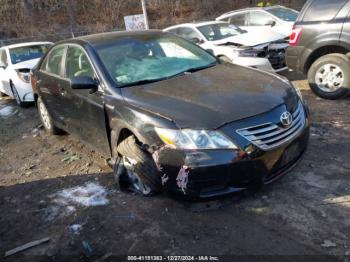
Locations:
59;87;67;96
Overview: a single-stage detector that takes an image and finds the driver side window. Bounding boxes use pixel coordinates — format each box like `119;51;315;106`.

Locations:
65;46;95;79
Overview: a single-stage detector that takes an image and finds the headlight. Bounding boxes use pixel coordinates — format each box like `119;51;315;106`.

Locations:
155;127;238;150
16;71;30;83
233;48;260;57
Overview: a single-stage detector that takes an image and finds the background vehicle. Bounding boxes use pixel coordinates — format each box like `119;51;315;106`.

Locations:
216;5;299;38
164;21;288;73
32;31;309;199
0;42;52;106
287;0;350;100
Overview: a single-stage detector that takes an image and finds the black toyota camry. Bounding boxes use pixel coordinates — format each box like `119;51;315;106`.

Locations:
31;30;310;199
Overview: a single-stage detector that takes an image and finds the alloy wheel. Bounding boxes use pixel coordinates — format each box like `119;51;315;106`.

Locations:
122;156;152;195
39;101;52;130
315;64;344;93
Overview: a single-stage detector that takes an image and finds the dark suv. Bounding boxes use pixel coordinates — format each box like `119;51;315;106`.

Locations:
287;0;350;99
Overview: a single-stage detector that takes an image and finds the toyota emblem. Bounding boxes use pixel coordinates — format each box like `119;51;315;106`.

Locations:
280;111;293;127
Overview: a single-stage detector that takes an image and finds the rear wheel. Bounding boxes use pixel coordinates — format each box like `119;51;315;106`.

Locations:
308;54;350;99
37;97;62;135
113;135;162;196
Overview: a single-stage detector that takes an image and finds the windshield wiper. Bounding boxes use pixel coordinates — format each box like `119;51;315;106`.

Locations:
168;62;218;79
184;62;218;73
118;62;218;87
119;78;167;88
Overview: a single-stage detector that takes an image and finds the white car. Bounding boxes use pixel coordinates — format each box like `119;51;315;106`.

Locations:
164;21;289;73
216;5;299;38
0;42;52;106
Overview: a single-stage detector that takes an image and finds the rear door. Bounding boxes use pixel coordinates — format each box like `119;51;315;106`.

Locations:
36;45;67;127
61;44;110;155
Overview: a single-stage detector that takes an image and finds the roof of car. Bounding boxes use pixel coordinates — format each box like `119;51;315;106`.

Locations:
217;5;287;18
1;41;53;49
164;21;227;31
65;30;165;46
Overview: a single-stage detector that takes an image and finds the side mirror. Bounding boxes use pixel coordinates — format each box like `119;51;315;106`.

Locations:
190;37;203;45
266;20;276;27
0;61;6;69
70;76;98;90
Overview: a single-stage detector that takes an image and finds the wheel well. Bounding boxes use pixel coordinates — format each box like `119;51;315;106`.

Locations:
116;128;134;147
304;45;350;74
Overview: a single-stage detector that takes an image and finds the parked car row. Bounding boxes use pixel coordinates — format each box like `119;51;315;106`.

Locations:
164;21;289;73
0;1;349;200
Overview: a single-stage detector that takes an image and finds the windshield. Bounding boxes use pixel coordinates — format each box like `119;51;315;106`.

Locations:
266;7;299;22
197;23;245;41
96;34;217;87
9;44;51;64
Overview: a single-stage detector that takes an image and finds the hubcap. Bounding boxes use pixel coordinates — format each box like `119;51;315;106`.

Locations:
122;156;151;195
39;101;51;130
315;64;344;93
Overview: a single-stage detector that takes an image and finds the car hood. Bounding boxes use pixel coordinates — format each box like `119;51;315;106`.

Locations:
121;64;298;129
212;31;285;47
12;58;40;70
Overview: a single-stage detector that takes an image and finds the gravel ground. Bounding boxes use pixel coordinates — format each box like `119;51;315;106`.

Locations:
0;74;349;261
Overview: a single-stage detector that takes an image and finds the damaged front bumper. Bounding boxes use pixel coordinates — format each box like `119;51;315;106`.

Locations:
154;102;310;200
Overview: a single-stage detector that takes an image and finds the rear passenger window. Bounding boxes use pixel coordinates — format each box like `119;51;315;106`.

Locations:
303;0;347;22
41;46;65;76
229;13;247;26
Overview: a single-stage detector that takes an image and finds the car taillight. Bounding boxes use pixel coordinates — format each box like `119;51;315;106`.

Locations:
289;28;302;46
30;71;37;91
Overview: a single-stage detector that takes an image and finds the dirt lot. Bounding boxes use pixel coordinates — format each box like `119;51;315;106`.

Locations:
0;75;349;261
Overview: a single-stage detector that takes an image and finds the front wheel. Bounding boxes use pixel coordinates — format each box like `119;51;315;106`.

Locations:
37;97;62;135
308;54;350;99
11;85;26;107
114;135;162;196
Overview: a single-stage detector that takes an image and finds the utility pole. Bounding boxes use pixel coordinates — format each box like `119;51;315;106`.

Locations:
141;0;149;30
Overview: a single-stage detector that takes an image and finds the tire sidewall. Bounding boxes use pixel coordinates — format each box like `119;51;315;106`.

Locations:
37;97;54;133
11;85;23;106
308;54;350;100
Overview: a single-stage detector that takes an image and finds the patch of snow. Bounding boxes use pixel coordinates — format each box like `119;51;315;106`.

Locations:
53;182;109;207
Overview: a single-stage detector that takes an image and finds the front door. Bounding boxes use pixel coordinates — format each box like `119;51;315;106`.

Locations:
60;45;110;156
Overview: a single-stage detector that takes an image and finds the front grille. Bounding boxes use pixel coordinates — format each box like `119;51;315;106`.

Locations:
236;102;305;151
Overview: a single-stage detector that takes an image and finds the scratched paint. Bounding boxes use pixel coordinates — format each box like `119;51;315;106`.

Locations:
176;165;189;194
